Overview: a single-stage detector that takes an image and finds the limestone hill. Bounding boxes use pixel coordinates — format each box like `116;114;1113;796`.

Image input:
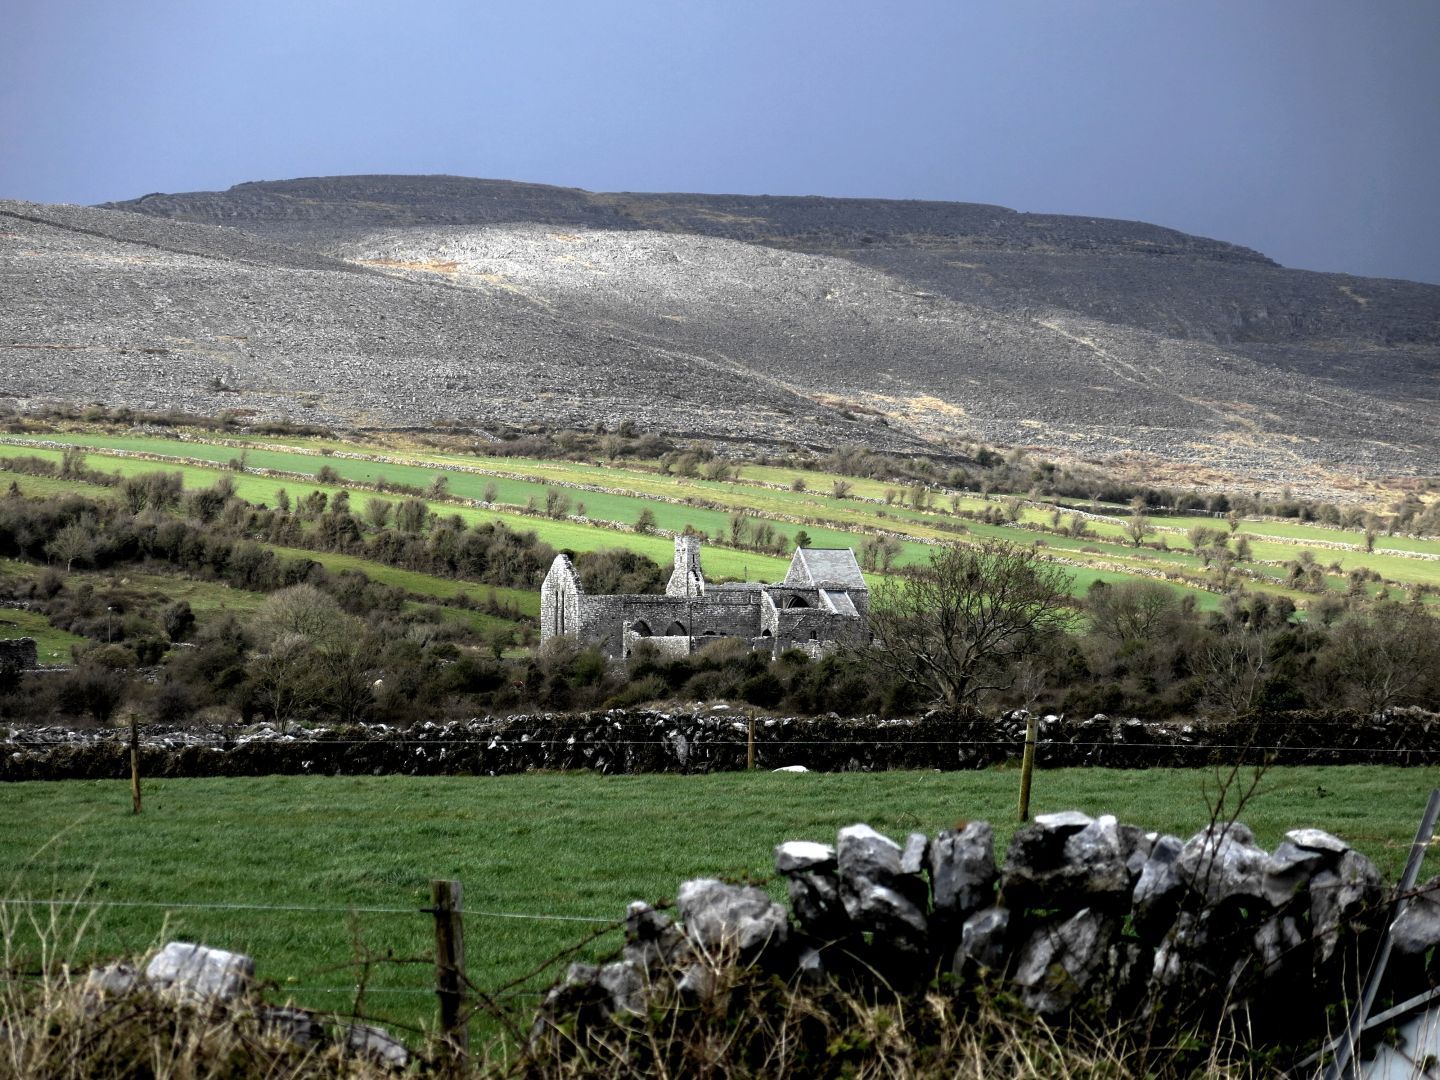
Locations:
1;175;1434;484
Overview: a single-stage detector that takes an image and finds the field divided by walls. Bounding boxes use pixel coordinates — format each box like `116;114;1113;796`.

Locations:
7;424;1435;655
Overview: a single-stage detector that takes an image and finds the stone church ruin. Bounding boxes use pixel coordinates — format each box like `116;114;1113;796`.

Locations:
541;537;870;660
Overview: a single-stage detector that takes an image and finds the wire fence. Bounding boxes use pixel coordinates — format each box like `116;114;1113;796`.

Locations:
0;897;612;923
0;877;626;1057
8;733;1438;751
4;831;1440;1064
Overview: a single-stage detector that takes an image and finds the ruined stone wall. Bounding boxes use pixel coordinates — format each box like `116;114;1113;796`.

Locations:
578;592;766;658
585;596;689;657
0;637;37;670
771;608;865;652
546;538;865;659
624;633;693;659
683;594;765;641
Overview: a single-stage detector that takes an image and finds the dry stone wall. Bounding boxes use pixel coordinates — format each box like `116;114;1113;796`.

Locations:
0;637;37;670
4;707;1438;781
538;812;1439;1065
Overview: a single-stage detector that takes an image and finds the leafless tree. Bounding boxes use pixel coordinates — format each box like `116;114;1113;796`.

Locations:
249;632;317;732
1195;625;1270;719
1321;604;1440;712
1123;508;1153;548
862;540;1073;711
45;522;94;572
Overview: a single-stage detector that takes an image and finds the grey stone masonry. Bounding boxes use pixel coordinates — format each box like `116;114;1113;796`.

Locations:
0;638;38;670
541;537;869;660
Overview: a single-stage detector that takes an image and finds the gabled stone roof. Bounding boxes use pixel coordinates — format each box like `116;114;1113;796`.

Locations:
819;589;859;616
785;548;867;590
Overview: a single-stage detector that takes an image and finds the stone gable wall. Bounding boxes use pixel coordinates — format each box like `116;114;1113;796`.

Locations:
539;556;583;641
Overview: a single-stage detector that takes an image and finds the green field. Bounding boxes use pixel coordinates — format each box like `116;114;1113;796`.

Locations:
2;766;1433;1045
3;428;1438;644
259;544;540;618
0;607;86;663
1140;513;1440;557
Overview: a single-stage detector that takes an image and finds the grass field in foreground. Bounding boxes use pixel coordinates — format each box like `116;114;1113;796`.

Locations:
2;766;1434;1042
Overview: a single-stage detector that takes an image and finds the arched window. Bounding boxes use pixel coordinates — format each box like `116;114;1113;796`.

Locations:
665;620;687;636
760;628;772;637
785;594;810;609
630;620;653;637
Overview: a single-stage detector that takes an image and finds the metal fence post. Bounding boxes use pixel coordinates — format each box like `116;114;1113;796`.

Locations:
1322;788;1440;1080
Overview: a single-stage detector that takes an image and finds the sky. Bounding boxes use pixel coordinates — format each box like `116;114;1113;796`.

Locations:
2;0;1438;284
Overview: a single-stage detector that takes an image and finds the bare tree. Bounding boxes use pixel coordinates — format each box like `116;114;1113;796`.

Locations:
250;586;371;729
1320;604;1440;712
728;512;751;547
544;488;572;519
862;540;1073;711
1195;625;1270;719
46;522;94;572
60;446;87;479
1123;505;1153;548
252;584;354;648
1086;580;1185;646
249;632;317;732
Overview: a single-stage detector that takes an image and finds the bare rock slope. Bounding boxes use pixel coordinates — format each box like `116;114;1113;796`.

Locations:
0;199;916;452
3;175;1435;480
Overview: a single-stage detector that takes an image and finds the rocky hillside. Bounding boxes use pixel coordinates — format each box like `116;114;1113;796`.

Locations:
2;175;1435;482
0;199;916;452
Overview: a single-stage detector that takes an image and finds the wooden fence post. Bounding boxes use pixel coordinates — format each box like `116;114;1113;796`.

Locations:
1017;713;1039;822
430;879;467;1069
747;716;756;771
129;714;142;815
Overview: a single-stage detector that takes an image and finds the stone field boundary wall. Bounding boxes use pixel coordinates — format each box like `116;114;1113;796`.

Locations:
0;637;38;670
538;810;1440;1071
4;707;1437;782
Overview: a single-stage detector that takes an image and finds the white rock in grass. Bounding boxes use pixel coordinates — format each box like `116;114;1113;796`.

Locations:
345;1023;410;1069
145;941;253;1003
84;962;143;997
773;765;809;773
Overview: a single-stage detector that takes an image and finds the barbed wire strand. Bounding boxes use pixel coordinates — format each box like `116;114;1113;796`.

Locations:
0;898;614;924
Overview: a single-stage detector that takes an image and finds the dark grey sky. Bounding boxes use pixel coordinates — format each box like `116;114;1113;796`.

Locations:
3;0;1438;283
